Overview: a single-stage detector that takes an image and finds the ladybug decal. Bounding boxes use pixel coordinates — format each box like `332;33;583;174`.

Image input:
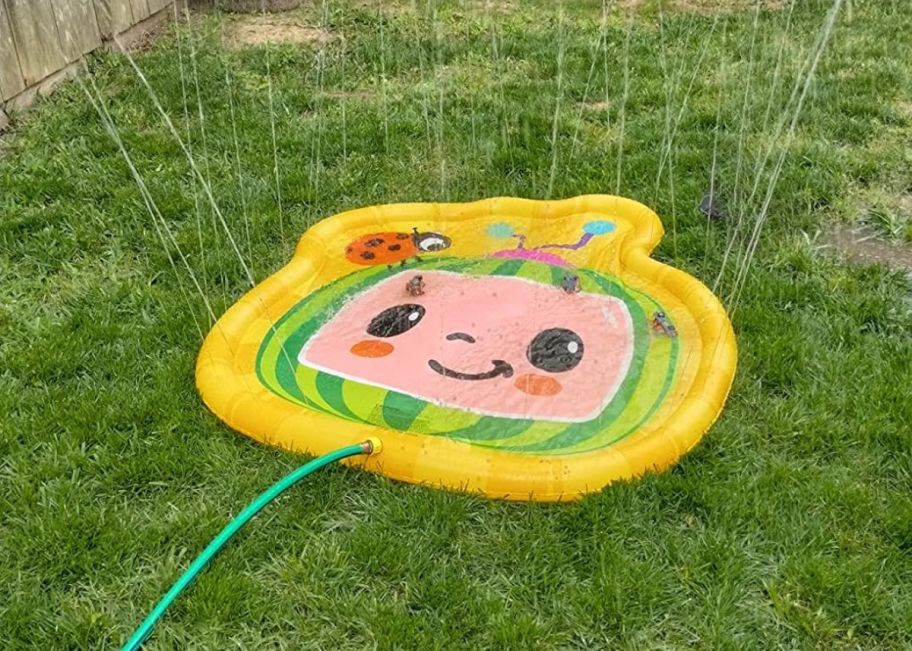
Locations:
345;228;451;267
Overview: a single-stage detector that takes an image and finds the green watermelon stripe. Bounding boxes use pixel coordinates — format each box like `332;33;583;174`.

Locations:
559;281;682;455
256;265;388;392
566;334;679;455
315;372;359;420
549;264;567;287
444;416;536;443
413;404;482;434
490;259;525;276
382;390;427;431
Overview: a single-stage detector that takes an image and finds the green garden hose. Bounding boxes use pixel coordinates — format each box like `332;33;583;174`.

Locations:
121;438;381;651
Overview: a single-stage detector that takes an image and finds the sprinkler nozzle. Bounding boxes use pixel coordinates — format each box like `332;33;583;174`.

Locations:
361;438;383;455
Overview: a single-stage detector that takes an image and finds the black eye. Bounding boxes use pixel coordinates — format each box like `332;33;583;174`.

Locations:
367;304;426;338
526;328;584;373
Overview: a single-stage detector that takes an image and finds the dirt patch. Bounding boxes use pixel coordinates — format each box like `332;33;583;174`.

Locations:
820;224;912;271
898;193;912;218
460;0;517;12
579;100;612;112
224;15;334;48
856;191;912;241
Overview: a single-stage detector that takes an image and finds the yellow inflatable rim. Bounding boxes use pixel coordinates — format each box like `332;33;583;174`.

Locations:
196;195;737;501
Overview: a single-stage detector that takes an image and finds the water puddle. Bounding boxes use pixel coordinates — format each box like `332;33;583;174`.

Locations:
820;224;912;271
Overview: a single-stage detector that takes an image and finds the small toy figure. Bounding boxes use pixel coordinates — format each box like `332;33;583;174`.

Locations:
406;274;425;297
561;274;581;294
651;311;677;337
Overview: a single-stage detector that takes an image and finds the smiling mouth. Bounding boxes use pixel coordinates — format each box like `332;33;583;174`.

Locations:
428;359;514;381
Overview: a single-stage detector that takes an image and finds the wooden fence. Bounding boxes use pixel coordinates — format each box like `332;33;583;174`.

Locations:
0;0;179;109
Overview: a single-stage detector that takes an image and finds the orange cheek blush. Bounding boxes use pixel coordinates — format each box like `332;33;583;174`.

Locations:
350;340;394;357
514;373;562;396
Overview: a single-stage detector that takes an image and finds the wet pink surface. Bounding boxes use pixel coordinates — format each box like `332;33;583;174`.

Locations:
300;270;634;422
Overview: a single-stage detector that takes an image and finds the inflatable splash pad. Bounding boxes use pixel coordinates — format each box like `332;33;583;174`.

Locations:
197;195;736;501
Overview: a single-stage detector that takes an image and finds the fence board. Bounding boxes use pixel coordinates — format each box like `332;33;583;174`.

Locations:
50;0;102;61
93;0;134;37
147;0;172;13
4;0;67;86
129;0;150;23
0;3;26;99
1;0;173;106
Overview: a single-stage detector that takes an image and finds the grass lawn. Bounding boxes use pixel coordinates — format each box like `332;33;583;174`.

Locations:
2;0;911;648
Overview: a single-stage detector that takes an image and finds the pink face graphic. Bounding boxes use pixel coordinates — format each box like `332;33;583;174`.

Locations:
299;270;634;422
